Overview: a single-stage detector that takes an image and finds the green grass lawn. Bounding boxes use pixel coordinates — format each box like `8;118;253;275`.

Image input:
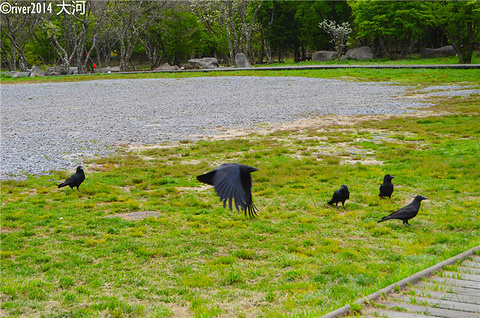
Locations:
1;69;480;317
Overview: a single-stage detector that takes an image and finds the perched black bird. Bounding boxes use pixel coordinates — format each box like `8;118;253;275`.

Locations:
379;174;395;198
197;163;258;218
328;185;350;210
58;166;85;191
377;195;428;226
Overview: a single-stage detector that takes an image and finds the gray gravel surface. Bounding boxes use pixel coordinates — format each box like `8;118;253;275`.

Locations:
2;76;468;180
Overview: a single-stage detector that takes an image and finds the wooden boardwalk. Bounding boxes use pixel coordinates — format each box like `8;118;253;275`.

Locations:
322;246;480;318
362;254;480;318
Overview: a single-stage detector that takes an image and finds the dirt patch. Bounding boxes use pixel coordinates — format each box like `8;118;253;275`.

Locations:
0;227;20;234
210;115;360;140
20;188;38;195
105;211;159;220
341;158;384;166
167;303;192;318
187;111;449;143
87;163;120;172
176;184;211;192
127;144;174;151
122;111;445;158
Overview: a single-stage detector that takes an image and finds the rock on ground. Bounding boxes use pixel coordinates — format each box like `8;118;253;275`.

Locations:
187;58;219;69
343;46;374;60
30;66;45;77
235;53;252;68
420;46;456;58
312;51;338;62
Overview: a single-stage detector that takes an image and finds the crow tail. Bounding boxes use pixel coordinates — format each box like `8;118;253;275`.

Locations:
377;217;389;223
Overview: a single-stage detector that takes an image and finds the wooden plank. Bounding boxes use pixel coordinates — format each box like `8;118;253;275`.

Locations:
427;276;480;289
392;294;480;313
416;281;480;297
463;261;480;269
363;308;437;318
380;301;480;318
409;287;480;305
442;271;480;282
458;266;480;275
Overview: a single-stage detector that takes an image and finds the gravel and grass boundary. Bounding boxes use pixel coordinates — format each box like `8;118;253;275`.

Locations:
2;76;478;179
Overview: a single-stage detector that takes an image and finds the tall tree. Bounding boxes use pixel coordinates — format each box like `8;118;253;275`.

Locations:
163;8;211;65
424;0;480;64
296;0;351;54
258;1;301;63
349;0;429;59
106;0;169;71
1;1;40;71
37;1;108;74
190;0;263;63
257;0;351;63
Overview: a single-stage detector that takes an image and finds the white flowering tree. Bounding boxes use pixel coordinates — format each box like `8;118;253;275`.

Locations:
318;19;352;61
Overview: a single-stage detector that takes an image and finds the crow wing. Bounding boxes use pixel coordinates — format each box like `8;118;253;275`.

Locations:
58;171;83;188
378;202;418;222
379;182;393;197
328;189;341;205
197;163;257;217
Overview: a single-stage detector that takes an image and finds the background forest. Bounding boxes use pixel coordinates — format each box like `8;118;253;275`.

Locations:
1;0;479;74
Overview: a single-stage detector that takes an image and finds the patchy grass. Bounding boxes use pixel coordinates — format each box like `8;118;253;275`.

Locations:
1;73;480;317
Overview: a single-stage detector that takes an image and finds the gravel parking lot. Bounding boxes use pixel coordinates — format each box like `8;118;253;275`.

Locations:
1;76;440;179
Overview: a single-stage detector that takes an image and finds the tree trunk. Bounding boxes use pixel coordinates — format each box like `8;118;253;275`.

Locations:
301;46;307;61
0;41;15;71
258;34;265;64
442;24;473;64
129;59;137;70
294;44;300;63
378;36;394;60
119;39;128;71
264;38;272;64
224;17;235;62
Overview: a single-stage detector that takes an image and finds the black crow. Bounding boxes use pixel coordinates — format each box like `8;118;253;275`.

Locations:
328;185;350;210
379;174;395;198
377;195;427;226
197;163;258;218
58;166;85;191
